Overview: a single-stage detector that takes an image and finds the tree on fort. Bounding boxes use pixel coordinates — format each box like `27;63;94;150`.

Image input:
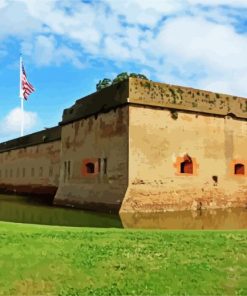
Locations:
96;78;112;91
96;72;148;91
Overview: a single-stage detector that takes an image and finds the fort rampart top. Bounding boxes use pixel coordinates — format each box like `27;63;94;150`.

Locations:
0;126;61;153
61;77;247;125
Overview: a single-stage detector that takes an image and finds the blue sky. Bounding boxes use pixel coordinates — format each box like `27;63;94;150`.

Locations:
0;0;247;142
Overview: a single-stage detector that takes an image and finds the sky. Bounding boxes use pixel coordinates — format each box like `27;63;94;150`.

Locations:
0;0;247;142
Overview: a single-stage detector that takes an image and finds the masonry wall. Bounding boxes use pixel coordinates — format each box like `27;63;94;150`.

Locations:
0;78;246;213
53;105;129;211
120;105;247;213
0;140;61;197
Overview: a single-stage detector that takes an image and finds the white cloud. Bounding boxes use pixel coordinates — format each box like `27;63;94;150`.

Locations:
21;35;84;68
188;0;247;7
104;36;131;61
153;16;246;70
23;0;102;52
0;107;38;136
149;16;247;96
0;0;42;40
0;0;8;10
1;0;247;97
105;0;184;27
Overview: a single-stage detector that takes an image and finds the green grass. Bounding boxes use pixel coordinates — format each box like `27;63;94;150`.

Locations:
0;222;246;295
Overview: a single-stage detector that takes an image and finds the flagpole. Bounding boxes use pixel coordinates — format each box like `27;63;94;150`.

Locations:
20;55;24;137
21;95;24;137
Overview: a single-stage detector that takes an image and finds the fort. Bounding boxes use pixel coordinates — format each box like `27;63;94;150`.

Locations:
0;77;246;213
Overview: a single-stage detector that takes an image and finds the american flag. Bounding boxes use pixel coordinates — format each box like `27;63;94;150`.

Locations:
20;60;35;100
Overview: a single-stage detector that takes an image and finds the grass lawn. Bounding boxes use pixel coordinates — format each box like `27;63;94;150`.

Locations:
0;221;246;295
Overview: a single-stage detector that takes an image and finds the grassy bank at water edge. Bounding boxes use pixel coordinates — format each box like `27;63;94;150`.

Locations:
0;221;246;295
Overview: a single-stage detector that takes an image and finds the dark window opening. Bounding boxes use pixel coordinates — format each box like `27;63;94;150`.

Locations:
180;160;193;174
86;162;95;174
39;167;43;177
103;158;107;175
22;168;25;177
212;175;218;183
68;161;71;179
235;163;245;175
31;168;35;177
64;161;67;182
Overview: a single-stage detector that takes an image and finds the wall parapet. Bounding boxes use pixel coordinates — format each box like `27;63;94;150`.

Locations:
60;78;247;126
60;79;129;125
129;78;247;119
0;126;61;153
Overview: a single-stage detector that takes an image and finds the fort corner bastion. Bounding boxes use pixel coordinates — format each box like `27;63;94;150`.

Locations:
0;77;246;213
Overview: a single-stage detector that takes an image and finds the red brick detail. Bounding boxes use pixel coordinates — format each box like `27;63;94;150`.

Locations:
174;154;199;176
81;158;99;177
235;164;245;175
181;161;193;174
230;160;246;177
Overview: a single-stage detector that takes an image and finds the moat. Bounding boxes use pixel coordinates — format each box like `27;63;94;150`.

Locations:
0;194;247;229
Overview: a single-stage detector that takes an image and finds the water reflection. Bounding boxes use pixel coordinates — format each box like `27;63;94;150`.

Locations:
0;194;247;229
0;194;122;228
120;208;247;230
